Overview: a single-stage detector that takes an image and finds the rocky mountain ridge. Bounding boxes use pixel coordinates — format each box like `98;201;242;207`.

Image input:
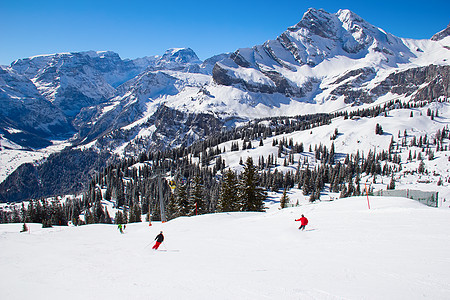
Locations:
212;9;448;104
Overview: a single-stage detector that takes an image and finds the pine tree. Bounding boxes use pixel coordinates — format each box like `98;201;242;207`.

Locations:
217;169;239;212
93;200;105;223
116;180;125;208
166;193;178;220
280;188;289;209
122;209;128;224
189;175;205;215
42;219;53;228
329;142;335;164
135;204;142;222
132;203;142;222
84;209;95;225
302;168;313;195
104;187;112;201
174;181;191;216
115;211;124;225
26;201;34;223
239;157;266;211
388;175;396;190
375;123;384;135
418;160;425;174
309;191;318;202
104;208;112;224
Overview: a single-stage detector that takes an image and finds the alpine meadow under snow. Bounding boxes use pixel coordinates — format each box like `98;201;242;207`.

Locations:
1;7;450;300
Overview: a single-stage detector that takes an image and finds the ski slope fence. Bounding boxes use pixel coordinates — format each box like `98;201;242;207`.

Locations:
374;189;439;207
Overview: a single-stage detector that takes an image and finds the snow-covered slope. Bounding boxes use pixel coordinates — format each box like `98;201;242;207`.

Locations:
193;100;450;203
1;196;449;299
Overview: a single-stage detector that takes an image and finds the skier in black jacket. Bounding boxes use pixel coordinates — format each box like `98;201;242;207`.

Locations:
152;231;164;250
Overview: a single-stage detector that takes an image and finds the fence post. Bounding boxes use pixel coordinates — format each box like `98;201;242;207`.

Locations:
365;182;371;209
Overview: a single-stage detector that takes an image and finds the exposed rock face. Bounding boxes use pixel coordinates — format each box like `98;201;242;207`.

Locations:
152;48;201;71
90;104;224;155
371;65;450;100
431;22;450;41
2;48;206;149
74;71;180;145
10;51;144;117
212;8;415;100
328;65;450;103
329;67;376;103
0;66;73;148
213;60;316;98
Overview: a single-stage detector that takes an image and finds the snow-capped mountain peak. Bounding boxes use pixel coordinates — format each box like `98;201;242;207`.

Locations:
211;8;432;107
149;48;203;73
160;48;201;64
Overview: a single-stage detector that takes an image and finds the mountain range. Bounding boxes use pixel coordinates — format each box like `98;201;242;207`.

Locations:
0;8;449;201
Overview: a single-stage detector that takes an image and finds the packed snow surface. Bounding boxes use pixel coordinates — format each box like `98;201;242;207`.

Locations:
1;196;449;299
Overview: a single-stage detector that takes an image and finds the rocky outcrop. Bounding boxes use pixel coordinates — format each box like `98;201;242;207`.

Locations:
10;51;137;117
212;8;414;101
371;65;450;100
90;105;224;156
329;67;376;103
213;63;315;97
328;65;450;103
0;66;73;148
431;22;450;41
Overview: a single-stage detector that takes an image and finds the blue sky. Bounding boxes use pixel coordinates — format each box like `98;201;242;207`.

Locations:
0;0;449;65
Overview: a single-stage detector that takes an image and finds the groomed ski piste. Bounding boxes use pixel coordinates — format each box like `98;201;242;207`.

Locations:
1;196;449;299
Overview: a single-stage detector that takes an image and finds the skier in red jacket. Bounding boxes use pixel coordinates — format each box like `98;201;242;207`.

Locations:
152;231;164;250
295;214;308;230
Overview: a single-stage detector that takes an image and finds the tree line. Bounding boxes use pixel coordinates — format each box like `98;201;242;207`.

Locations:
1;98;448;226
